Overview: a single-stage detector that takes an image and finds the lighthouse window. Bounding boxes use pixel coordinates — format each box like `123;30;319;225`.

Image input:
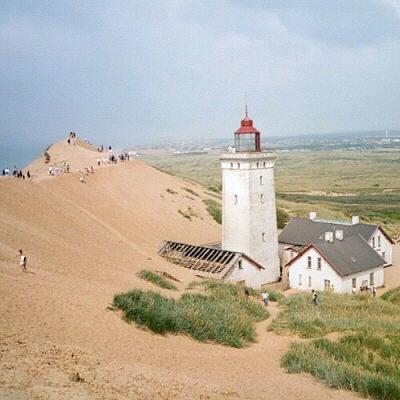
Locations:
234;194;238;205
262;232;266;241
260;194;264;204
260;176;263;185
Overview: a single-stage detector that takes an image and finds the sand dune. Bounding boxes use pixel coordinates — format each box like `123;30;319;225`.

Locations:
1;138;395;399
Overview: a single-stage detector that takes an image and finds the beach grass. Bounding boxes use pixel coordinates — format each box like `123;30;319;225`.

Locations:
203;198;222;224
113;281;269;347
381;287;400;304
269;291;400;399
137;270;178;291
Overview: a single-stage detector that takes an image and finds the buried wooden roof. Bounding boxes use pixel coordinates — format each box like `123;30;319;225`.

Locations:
158;240;263;279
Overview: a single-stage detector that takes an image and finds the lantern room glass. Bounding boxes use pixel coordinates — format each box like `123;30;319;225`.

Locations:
234;133;259;152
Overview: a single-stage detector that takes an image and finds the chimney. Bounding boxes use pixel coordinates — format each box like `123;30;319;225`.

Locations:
309;212;317;221
352;216;359;225
335;230;343;240
325;232;334;243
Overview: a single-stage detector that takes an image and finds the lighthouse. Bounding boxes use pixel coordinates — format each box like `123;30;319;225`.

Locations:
220;108;280;284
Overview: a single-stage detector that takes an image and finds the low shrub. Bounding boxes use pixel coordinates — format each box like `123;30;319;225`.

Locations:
273;289;400;399
183;187;199;197
265;289;285;302
203;199;221;224
114;281;269;347
137;270;178;290
381;287;400;305
282;334;400;400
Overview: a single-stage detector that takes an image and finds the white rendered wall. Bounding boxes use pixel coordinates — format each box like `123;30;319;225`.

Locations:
224;259;265;289
288;247;384;293
288;248;342;291
220;152;280;284
368;228;393;266
342;267;384;292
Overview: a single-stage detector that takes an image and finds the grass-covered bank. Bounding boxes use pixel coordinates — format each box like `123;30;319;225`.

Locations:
282;335;400;400
268;292;400;338
114;281;269;348
269;291;400;399
140;150;400;236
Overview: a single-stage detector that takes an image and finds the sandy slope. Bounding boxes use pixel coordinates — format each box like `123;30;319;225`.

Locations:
0;138;397;399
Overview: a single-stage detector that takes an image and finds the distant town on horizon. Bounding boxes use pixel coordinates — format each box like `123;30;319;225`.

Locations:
124;129;400;154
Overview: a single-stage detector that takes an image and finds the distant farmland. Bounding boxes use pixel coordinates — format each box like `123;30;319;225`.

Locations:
140;149;400;237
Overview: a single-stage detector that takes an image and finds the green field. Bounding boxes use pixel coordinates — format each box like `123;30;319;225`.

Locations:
140;150;400;236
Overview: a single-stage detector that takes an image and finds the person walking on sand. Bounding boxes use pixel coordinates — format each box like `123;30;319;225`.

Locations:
312;289;318;305
262;291;269;306
17;249;27;272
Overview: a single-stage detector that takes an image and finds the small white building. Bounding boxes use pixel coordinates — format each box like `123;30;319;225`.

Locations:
279;213;394;293
286;234;385;293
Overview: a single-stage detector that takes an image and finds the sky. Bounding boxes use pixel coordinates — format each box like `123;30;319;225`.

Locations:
1;0;400;148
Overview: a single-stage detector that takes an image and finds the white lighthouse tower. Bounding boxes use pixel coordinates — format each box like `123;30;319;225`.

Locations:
220;108;280;284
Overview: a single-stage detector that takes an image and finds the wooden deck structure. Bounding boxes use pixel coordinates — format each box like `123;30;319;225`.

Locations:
158;240;241;279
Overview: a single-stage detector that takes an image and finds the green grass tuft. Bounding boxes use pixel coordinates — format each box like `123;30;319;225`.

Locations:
203;199;221;224
137;270;178;290
272;289;400;399
183;187;199;197
381;287;400;305
114;281;269;347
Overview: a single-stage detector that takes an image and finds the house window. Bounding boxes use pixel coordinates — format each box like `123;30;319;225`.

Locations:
324;279;331;291
378;235;381;247
307;256;312;269
230;162;233;168
260;176;263;185
256;162;259;168
317;257;321;270
372;237;375;248
298;274;302;286
238;260;243;270
370;272;374;286
382;251;386;261
234;195;238;205
352;277;356;289
263;162;266;167
260;194;264;203
308;276;312;287
238;163;241;168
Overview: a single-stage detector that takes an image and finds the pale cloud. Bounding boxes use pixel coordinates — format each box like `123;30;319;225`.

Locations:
0;1;399;145
382;0;400;19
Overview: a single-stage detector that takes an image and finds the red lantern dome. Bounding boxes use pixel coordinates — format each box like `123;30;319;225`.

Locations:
234;106;261;152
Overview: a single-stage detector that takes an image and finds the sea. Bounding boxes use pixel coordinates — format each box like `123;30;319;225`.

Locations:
0;142;47;171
